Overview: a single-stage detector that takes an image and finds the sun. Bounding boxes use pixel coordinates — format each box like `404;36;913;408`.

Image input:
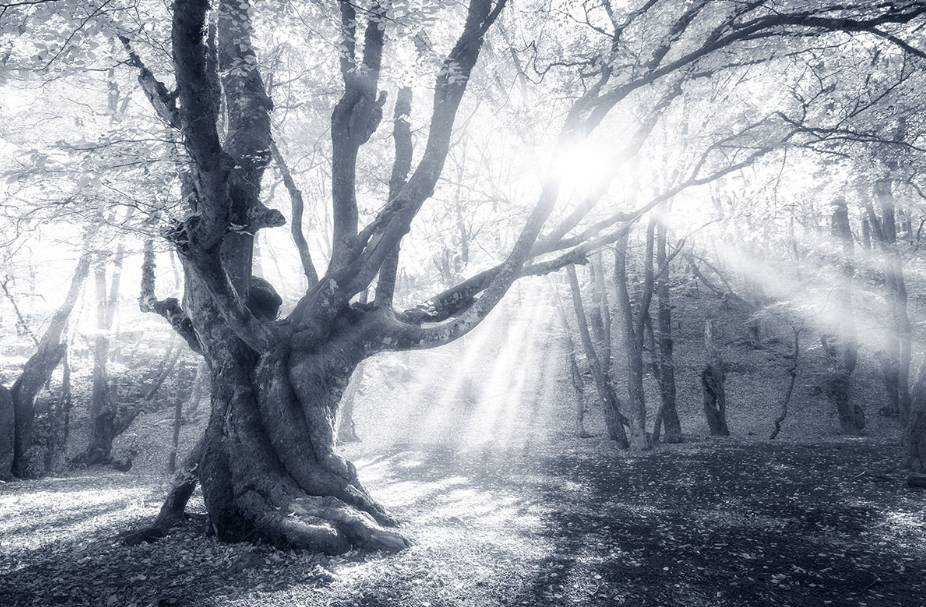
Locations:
552;143;610;193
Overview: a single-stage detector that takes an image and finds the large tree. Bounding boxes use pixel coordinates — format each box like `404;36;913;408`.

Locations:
95;0;926;553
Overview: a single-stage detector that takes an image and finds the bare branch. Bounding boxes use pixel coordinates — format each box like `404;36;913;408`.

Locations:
270;140;319;288
139;239;201;354
117;36;180;129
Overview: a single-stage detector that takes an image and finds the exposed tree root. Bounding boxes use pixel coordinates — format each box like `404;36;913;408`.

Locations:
256;495;410;554
122;436;203;546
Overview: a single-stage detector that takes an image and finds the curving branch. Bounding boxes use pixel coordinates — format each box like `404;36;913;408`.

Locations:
270;140;319;288
288;0;508;332
384;120;798;342
582;2;926;132
139;239;201;354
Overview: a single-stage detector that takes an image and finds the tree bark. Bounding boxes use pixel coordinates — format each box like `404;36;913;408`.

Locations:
566;265;629;448
90;248;122;418
902;363;926;476
131;0;509;554
826;197;864;435
44;348;73;473
337;362;364;444
587;254;607;357
123;435;205;546
654;221;682;443
868;179;912;423
80;245;141;468
701;320;730;437
10;251;91;477
167;375;185;474
614;226;654;450
144;340;182;401
184;360;208;420
548;277;591;438
270;139;319;289
0;385;14;480
769;326;801;440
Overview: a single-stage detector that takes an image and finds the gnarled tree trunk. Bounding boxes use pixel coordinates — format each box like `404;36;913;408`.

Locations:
194;324;407;553
701;320;730;436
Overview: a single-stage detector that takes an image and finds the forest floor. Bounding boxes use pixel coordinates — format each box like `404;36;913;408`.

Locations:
0;437;924;606
2;282;925;606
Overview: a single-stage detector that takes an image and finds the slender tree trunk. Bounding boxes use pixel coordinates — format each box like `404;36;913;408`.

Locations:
654;222;682;443
869;179;912;423
90;255;113;419
184;360;208;420
45;347;73;472
548;278;591;438
124;435;205;546
168;383;185;474
144;341;182;401
701;320;730;436
337;362;364;444
10;251;91;477
770;326;801;440
592;252;613;370
827;197;864;435
566;265;629;448
904;363;926;477
614;228;653;450
595;253;612;373
82;245;134;467
645;316;665;443
0;385;14;480
270;139;319;289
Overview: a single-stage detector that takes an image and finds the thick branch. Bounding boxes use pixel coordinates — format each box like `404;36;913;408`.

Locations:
375;86;413;308
172;0;232;249
289;0;506;330
330;1;389;269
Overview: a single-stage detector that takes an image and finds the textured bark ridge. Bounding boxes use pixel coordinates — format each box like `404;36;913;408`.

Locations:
701;321;730;437
194;335;409;554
